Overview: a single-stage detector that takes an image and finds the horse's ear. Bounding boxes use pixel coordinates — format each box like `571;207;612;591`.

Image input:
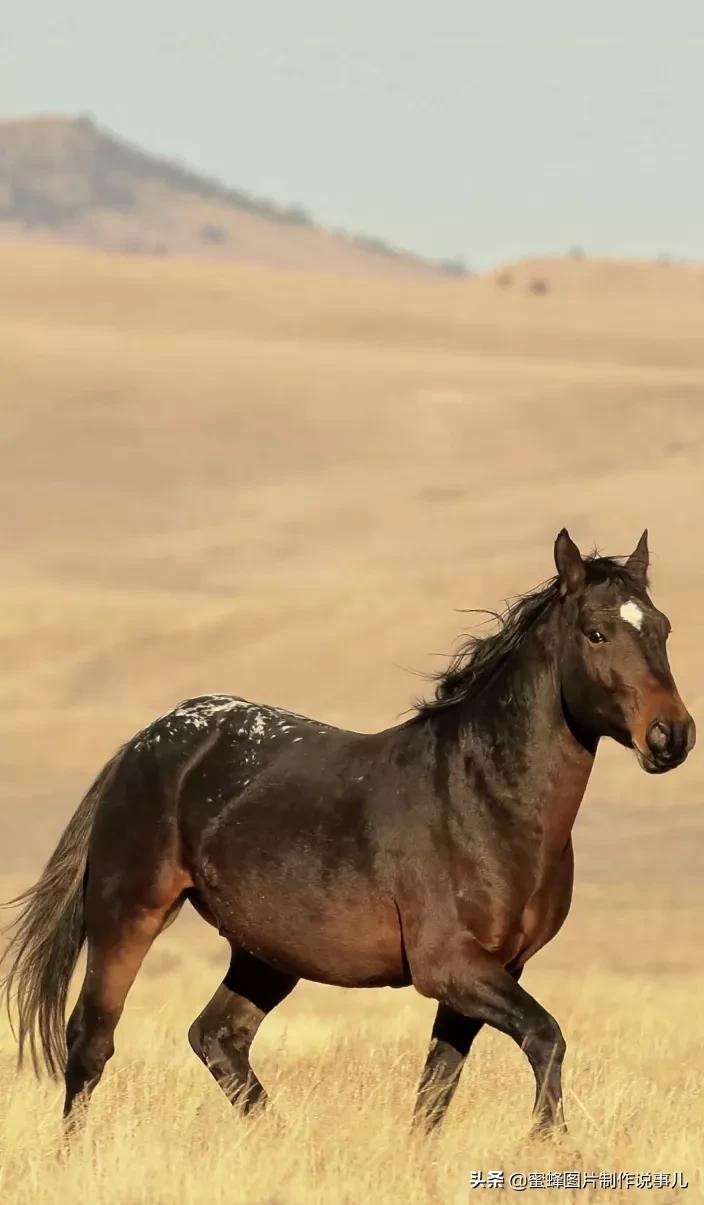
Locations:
625;529;649;587
554;528;586;596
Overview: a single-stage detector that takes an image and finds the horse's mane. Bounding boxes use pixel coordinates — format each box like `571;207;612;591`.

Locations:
415;553;642;716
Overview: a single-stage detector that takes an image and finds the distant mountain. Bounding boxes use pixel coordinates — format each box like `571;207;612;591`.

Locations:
0;115;467;278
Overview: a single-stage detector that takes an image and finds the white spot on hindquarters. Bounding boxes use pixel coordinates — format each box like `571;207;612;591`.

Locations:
251;713;267;738
135;693;336;750
160;695;256;732
620;600;644;631
173;696;252;720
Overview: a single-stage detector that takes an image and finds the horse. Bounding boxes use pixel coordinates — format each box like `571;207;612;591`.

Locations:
0;528;695;1138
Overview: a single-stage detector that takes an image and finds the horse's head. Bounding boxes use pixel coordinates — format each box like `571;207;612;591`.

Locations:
554;529;695;773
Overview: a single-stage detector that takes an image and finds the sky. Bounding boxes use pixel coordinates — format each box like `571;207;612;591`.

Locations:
3;2;704;269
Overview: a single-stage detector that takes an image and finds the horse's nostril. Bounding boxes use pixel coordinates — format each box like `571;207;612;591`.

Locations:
647;720;670;754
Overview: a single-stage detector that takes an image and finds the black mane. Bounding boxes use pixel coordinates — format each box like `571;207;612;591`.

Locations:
416;554;641;715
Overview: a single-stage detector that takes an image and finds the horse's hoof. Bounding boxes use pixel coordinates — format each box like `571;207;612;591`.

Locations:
527;1122;569;1144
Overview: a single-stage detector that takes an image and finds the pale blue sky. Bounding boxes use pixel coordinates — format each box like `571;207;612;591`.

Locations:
3;2;704;268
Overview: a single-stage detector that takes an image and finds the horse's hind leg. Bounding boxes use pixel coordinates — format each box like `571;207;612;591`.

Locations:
188;947;297;1114
63;886;186;1129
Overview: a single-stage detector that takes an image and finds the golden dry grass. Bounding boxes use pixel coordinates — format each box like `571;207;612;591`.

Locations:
2;243;704;867
1;957;702;1204
1;242;704;1201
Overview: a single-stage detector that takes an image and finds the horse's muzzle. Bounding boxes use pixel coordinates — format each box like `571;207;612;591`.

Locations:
636;714;696;773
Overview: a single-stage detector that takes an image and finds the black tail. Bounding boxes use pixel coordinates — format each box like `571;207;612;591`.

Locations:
0;751;122;1078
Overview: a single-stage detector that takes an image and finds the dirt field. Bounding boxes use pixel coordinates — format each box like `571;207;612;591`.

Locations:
1;243;702;1200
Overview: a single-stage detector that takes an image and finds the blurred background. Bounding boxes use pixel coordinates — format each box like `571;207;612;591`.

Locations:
2;3;703;965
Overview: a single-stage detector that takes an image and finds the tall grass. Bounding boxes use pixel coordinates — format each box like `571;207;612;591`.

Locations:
0;964;701;1204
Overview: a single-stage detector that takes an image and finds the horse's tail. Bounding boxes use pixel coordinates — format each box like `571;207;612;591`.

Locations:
0;750;122;1078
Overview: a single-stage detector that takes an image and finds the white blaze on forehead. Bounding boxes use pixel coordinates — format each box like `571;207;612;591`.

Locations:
620;600;644;631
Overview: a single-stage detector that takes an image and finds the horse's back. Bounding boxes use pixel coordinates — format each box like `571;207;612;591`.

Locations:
168;698;407;986
88;693;408;988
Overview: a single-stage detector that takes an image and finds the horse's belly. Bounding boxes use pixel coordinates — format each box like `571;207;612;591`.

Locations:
196;780;408;986
201;868;408;988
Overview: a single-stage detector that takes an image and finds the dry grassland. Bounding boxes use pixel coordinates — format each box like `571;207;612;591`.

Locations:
1;244;703;1201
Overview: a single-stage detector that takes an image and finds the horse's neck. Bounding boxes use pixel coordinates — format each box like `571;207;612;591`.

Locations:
450;619;596;852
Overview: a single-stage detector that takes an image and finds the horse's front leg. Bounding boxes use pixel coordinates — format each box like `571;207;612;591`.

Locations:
412;941;566;1137
413;1006;483;1131
413;965;524;1131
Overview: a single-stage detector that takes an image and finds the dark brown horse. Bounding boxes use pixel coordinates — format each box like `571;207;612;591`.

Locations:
1;530;695;1137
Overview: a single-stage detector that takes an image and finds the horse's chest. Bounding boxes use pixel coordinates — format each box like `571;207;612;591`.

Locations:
514;841;575;967
452;842;575;965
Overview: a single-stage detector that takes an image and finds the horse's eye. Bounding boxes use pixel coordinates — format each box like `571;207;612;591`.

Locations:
587;629;606;645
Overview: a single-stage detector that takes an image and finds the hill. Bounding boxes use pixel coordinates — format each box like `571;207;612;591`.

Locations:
0;115;466;277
